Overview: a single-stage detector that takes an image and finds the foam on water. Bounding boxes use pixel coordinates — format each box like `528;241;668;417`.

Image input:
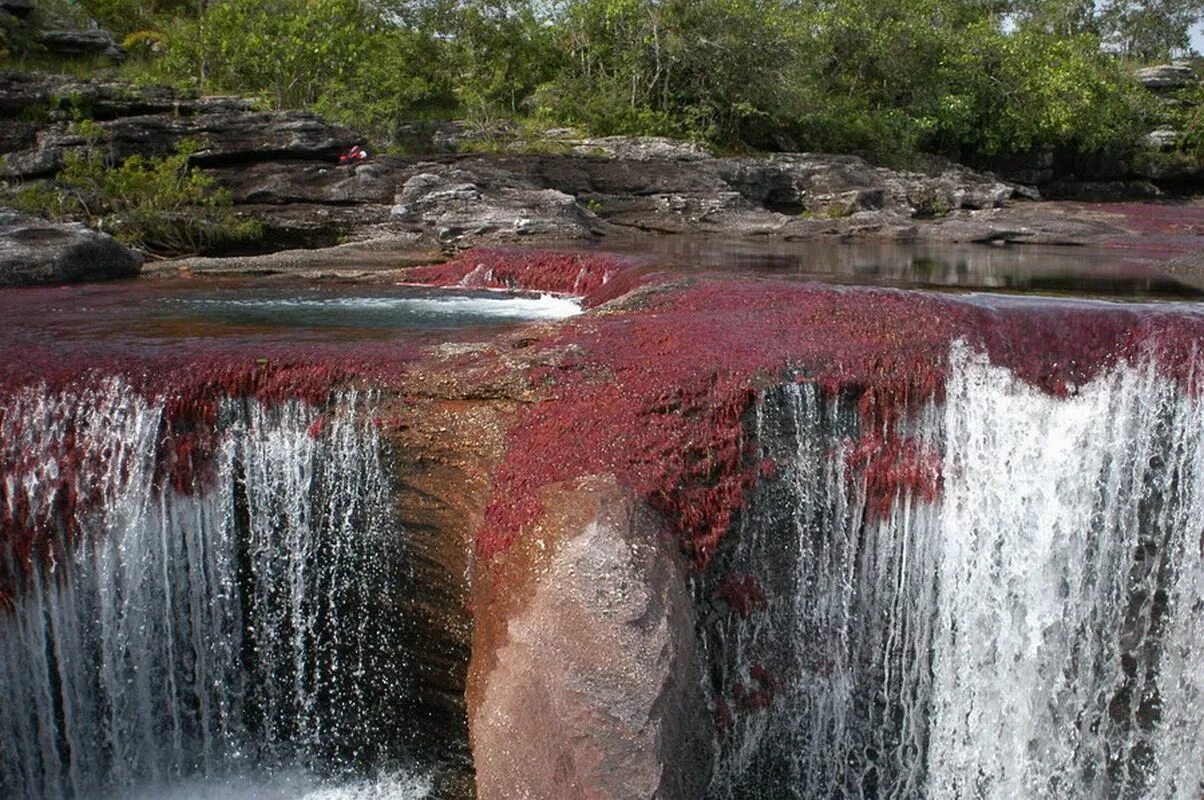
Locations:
176;292;584;326
707;341;1204;799
118;767;432;799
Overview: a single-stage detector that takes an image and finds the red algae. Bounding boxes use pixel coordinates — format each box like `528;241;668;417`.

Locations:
0;342;423;611
402;248;645;307
716;573;769;618
476;279;1204;567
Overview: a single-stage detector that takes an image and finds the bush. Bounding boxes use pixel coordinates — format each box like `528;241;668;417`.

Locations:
9;128;262;257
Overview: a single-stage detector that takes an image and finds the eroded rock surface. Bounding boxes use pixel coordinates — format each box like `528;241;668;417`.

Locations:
470;477;709;800
0;208;141;285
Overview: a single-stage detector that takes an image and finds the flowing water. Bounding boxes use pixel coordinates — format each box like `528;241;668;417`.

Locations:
2;247;1203;799
0;383;427;800
706;342;1203;799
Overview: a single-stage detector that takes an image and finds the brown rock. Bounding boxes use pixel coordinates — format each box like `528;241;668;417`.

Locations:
469;476;710;800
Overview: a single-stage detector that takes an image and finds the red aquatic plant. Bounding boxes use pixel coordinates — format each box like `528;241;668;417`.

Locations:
402;248;645;307
473;277;1204;569
716;573;768;618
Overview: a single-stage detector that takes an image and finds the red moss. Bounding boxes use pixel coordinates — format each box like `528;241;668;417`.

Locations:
714;700;734;738
716;573;768;618
402;248;645;307
846;432;943;516
0;344;422;610
475;279;1204;568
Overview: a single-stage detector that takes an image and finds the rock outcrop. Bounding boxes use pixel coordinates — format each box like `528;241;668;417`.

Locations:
36;28;123;60
0;73;1035;252
469;477;709;800
1136;64;1198;91
204;147;1021;249
0;208;142;285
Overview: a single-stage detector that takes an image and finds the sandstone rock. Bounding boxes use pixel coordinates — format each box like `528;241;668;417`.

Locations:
1136;64;1197;91
470;477;710;800
0;208;142;285
1;109;357;178
38;29;123;60
571;135;713;161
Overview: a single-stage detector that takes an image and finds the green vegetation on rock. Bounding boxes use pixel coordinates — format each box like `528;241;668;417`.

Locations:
9;124;262;257
7;1;1204;167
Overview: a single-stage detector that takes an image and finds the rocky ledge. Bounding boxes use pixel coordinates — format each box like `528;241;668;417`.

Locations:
2;71;1204;287
0;208;141;285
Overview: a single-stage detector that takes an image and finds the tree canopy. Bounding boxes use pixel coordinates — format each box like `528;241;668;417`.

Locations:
39;0;1204;162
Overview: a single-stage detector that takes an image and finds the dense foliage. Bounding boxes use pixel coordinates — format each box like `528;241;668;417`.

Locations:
8;123;262;256
21;1;1204;163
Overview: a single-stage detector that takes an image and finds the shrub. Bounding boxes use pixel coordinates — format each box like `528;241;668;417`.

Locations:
9;130;261;257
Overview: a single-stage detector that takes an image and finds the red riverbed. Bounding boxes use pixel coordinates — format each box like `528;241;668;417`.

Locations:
3;248;1203;602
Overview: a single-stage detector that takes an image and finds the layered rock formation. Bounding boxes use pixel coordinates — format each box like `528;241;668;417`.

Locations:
0;208;141;284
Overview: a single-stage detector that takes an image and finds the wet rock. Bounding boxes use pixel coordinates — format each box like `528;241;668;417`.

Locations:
470;477;709;800
0;208;142;285
1136;64;1197;91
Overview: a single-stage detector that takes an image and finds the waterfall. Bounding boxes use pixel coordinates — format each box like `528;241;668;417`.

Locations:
0;381;425;799
707;342;1204;799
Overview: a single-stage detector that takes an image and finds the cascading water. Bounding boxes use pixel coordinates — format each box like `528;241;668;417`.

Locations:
0;381;429;799
706;341;1203;799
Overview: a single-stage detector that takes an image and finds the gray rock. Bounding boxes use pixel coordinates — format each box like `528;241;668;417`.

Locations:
571;135;714;161
0;209;142;285
384;164;594;244
2;110;358;178
0;71;253;122
1136;64;1197;91
38;29;124;60
1145;128;1180;151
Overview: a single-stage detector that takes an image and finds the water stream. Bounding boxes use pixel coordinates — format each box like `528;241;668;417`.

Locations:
0;383;425;799
707;343;1203;799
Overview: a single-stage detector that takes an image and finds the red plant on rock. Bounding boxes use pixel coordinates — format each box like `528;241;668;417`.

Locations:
402;248;645;307
716;573;768;618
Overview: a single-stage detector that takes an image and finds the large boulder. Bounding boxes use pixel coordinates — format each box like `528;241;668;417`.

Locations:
0;209;142;285
390;165;596;243
469;477;710;800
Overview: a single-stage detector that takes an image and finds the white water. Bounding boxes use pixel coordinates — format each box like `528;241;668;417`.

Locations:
0;382;426;800
178;292;583;323
711;342;1204;799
